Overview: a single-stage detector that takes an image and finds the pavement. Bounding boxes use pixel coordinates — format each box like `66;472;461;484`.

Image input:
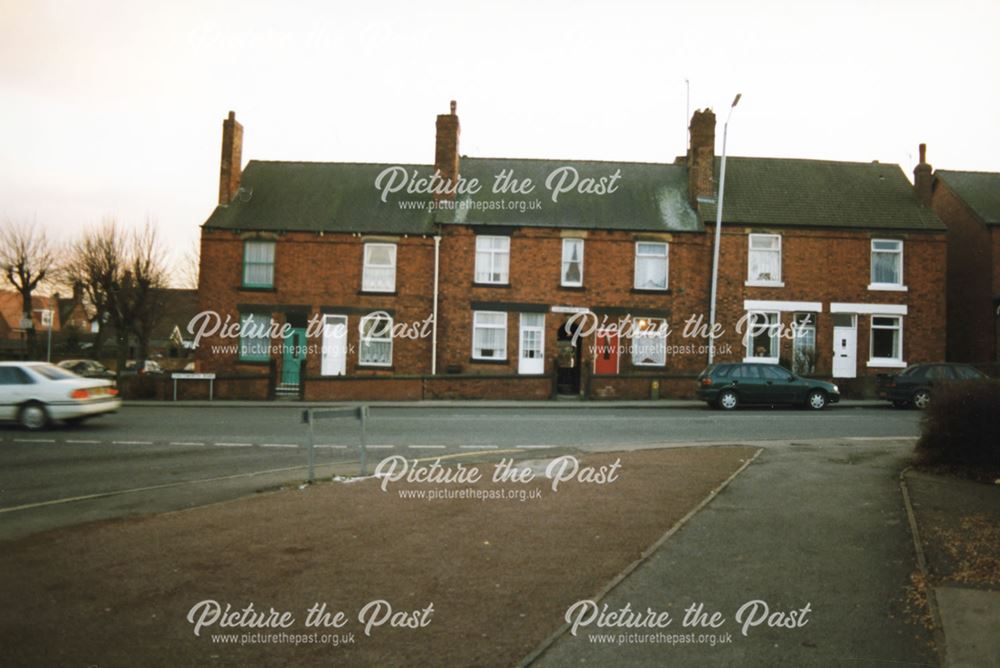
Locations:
903;469;1000;668
530;439;941;667
125;399;887;409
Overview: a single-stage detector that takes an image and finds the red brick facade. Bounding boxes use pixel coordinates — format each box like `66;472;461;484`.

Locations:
193;107;949;400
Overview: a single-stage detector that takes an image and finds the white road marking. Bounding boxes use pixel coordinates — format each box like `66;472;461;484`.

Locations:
366;445;395;450
315;444;347;449
66;439;100;444
169;441;205;446
14;438;56;443
261;443;299;448
214;442;252;447
112;440;153;445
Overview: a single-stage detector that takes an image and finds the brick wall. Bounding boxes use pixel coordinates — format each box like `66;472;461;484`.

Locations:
436;225;711;379
710;226;947;378
930;181;995;362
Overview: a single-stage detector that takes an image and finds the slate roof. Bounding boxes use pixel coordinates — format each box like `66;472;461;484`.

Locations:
935;170;1000;226
202;155;943;235
203;161;436;235
443;158;702;232
697;157;945;232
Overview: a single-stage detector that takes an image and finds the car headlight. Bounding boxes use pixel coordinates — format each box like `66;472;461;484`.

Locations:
832;385;839;393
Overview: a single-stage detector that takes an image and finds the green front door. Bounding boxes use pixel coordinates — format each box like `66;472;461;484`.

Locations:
282;328;307;386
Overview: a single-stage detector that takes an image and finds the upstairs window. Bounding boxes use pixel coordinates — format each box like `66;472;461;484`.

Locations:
561;238;584;287
747;234;782;285
634;242;668;290
474;236;510;284
362;243;397;292
243;240;275;288
870;239;904;288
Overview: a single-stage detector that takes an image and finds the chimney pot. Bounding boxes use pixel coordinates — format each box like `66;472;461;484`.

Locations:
450;100;457;115
919;143;927;164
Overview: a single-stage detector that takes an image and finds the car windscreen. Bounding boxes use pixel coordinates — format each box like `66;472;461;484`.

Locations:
30;364;79;381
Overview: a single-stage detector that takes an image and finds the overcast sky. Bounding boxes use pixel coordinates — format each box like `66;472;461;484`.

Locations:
2;0;998;286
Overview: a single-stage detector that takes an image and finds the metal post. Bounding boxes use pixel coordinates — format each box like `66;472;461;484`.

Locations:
708;93;742;364
306;409;316;484
46;315;52;362
358;405;368;476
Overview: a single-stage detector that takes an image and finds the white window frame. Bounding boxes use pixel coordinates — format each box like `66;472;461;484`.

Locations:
633;242;669;291
472;311;508;360
474;236;510;284
631;317;667;367
358;313;393;367
868;314;905;367
361;243;397;293
746;233;784;287
868;239;907;291
561;238;584;287
743;311;781;364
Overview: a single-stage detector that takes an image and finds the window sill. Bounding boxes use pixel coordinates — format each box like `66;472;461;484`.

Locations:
358;290;397;296
867;284;908;292
357;365;394;371
743;357;779;364
630;288;671;294
866;359;907;368
469;357;508;365
745;280;785;288
238;285;276;292
559;284;585;291
472;282;511;288
631;363;666;368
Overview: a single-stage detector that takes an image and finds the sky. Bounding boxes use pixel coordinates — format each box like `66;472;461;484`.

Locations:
1;0;998;287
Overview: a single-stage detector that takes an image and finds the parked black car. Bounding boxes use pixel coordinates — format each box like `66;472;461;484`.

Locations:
57;359;116;381
697;363;840;410
876;363;987;409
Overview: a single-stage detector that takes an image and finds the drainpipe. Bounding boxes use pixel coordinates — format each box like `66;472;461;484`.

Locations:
431;235;441;374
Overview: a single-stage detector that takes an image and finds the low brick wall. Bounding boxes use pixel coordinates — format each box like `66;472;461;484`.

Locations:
423;375;551;400
304;377;423;401
589;375;698;400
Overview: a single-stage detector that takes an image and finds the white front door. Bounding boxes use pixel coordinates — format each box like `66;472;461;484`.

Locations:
518;313;545;375
321;314;348;376
832;315;857;379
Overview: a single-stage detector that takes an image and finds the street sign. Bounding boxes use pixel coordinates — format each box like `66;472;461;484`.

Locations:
40;309;53;328
172;373;216;380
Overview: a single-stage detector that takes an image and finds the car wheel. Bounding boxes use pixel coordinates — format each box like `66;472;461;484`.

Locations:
806;390;828;410
913;389;931;410
18;402;49;430
718;390;738;411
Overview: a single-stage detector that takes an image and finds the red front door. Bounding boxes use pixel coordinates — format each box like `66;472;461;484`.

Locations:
594;329;620;375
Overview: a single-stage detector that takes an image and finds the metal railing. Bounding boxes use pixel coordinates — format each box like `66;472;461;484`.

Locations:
301;405;370;482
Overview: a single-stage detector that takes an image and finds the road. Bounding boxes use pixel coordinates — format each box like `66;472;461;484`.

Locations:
0;404;921;540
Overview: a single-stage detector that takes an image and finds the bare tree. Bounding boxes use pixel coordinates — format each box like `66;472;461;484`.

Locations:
65;219;167;375
178;236;201;290
0;221;57;358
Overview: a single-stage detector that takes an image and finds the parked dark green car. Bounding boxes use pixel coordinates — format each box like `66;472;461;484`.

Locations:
876;363;987;409
697;363;841;410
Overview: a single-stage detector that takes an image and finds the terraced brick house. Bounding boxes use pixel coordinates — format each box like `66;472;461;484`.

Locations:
927;167;1000;366
193;104;947;400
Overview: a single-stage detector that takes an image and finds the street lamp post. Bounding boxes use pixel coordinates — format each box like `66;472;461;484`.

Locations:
707;93;742;364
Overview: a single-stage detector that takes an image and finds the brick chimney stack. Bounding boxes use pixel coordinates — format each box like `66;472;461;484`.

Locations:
434;100;461;201
688;108;716;205
218;111;244;205
913;143;933;207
